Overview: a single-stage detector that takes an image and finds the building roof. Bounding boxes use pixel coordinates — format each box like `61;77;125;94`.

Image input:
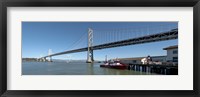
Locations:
116;56;166;61
118;57;144;60
163;45;178;50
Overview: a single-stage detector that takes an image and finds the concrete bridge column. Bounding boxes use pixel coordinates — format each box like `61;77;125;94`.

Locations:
41;58;44;62
42;57;47;62
87;48;94;63
49;56;53;62
39;58;42;62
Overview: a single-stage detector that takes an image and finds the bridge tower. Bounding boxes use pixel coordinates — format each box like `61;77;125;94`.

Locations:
48;49;53;62
86;28;94;63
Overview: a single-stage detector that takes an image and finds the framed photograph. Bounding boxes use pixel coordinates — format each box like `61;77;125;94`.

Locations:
0;0;199;97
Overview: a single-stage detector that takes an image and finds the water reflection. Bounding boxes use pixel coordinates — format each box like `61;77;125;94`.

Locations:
22;62;157;75
87;63;94;75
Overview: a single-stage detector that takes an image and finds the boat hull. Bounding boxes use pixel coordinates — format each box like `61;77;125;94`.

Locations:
100;65;127;70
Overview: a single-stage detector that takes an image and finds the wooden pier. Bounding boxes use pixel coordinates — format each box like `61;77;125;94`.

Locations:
128;64;178;75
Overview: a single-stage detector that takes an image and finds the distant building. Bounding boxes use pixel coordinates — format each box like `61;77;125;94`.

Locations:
151;56;167;62
118;56;166;64
118;57;143;64
116;45;178;65
163;45;178;63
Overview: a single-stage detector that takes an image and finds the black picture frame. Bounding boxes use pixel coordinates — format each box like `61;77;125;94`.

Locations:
0;0;199;97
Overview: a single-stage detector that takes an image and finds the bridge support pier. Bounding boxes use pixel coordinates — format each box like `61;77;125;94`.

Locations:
42;58;47;62
48;49;53;62
49;56;53;62
86;28;94;63
86;48;94;63
39;58;42;62
39;57;52;62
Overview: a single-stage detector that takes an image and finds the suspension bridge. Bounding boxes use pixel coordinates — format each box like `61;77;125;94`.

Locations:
38;24;178;63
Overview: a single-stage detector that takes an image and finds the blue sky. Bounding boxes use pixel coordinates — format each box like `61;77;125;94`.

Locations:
22;22;178;60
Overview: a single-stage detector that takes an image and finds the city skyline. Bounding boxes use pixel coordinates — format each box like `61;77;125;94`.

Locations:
22;22;178;61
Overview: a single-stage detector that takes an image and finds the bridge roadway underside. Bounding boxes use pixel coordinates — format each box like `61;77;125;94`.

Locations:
42;30;178;58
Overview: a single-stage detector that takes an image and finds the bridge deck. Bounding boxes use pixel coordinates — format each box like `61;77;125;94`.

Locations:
42;30;178;58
